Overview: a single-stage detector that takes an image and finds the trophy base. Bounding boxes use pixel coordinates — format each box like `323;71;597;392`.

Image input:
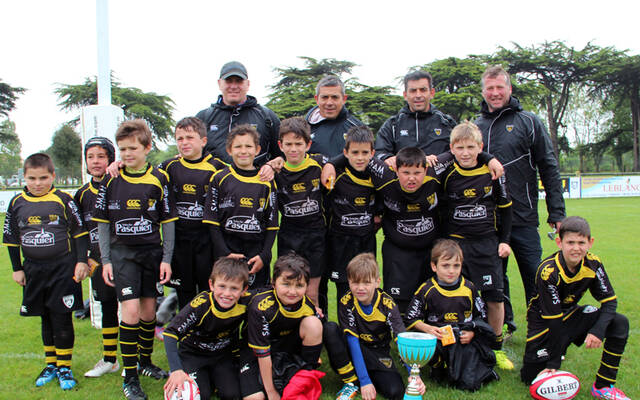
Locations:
403;393;422;400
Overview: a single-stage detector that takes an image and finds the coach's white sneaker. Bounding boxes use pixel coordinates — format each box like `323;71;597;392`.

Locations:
85;359;120;377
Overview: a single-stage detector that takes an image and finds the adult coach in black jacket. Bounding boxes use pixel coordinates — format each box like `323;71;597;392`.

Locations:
304;75;363;157
196;61;281;166
475;65;565;333
375;70;456;168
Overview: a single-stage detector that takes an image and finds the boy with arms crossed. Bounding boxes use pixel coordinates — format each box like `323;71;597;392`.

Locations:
441;121;514;369
4;153;89;390
242;253;323;400
94;119;177;400
163;257;251;400
75;137;121;378
405;239;498;390
203;124;278;289
521;216;630;400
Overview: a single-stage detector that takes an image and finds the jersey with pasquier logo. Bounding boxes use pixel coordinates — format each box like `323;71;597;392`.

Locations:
74;179;102;257
338;289;405;349
159;154;226;233
3;188;87;260
203;165;278;241
328;165;376;237
404;277;486;330
275;153;327;230
247;289;317;355
442;162;511;239
92;164;177;246
163;290;253;354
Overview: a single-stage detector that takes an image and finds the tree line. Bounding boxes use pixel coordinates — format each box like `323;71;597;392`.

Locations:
1;40;638;184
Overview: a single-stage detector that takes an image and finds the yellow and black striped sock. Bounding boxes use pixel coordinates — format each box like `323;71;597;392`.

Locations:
120;321;139;379
41;314;56;366
102;326;118;364
493;332;504;350
44;345;56;367
137;319;156;366
55;348;73;368
595;337;626;389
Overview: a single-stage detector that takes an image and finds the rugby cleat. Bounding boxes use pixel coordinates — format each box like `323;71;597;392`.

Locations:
58;367;77;390
138;362;169;380
494;350;515;370
123;376;148;400
591;383;631;400
336;382;359;400
35;364;58;387
84;359;120;377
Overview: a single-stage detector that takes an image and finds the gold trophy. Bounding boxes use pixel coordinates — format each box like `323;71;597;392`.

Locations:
397;332;437;399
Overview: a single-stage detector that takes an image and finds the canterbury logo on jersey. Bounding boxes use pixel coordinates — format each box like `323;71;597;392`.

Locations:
126;199;141;209
359;333;374;342
182;184;196;194
406;204;420;212
21;228;55;247
240;197;254;207
292;183;306;193
463;189;476;198
540;266;554;281
354;197;367;206
190;294;207;308
258;297;275;311
444;312;458;321
27;216;42;225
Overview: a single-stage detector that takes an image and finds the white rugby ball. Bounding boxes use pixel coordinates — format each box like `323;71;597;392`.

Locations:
165;380;201;400
529;370;580;400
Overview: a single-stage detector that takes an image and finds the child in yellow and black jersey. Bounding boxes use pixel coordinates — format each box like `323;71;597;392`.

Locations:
93;120;177;399
269;117;328;309
203;124;278;290
3;153;89;390
74;137;121;378
404;239;499;390
521;217;630;400
159;117;227;309
162;257;252;400
441;121;513;370
241;253;323;399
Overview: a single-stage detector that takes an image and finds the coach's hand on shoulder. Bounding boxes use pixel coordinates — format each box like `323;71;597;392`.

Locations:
74;262;90;282
384;156;397;171
259;163;275;182
164;369;193;398
102;263;115;287
12;270;26;286
159;262;172;285
106;160;123;178
487;158;504;180
321;164;336;189
247;255;264;274
361;383;377;400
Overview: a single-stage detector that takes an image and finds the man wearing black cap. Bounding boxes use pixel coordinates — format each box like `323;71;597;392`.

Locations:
196;61;281;166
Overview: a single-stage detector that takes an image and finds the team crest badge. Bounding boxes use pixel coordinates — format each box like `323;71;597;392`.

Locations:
506;125;514;132
210;124;219;132
379;357;393;368
343;133;348;141
434;128;442;136
62;295;74;309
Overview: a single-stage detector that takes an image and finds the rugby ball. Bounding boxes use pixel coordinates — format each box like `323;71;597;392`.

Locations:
529;370;580;400
164;380;201;400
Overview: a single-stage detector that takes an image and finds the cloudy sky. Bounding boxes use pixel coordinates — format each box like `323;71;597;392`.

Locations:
2;0;638;157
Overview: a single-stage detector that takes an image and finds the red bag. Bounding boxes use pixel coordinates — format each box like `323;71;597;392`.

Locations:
281;369;325;400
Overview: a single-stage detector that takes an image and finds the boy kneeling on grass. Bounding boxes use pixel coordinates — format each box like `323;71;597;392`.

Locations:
404;239;499;391
521;216;630;400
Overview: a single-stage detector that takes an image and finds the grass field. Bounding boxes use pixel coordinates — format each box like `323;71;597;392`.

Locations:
1;198;638;399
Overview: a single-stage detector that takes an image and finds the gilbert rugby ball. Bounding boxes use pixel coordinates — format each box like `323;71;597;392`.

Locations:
530;370;580;400
165;379;201;400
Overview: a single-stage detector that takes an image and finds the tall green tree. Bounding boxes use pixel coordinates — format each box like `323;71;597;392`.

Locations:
55;76;175;142
0;79;25;117
495;41;606;158
47;124;82;182
0;120;22;177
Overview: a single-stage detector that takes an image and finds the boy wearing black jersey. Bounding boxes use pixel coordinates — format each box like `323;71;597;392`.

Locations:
93;119;177;400
521;216;630;400
405;239;498;390
4;153;89;390
75;137;121;378
242;253;323;400
271;117;328;309
160;117;227;309
163;257;250;400
203;124;279;290
442;121;513;370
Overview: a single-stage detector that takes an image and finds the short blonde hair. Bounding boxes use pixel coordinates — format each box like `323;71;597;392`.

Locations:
450;121;482;146
346;253;379;283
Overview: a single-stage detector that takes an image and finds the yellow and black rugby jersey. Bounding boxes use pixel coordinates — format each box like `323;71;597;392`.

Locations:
203;165;278;240
3;187;87;261
338;288;405;348
327;164;376;237
92;163;177;246
74;179;102;257
163;290;253;354
366;157;441;249
528;250;616;322
275;153;327;230
404;277;486;330
247;289;317;353
442;161;512;239
159;154;227;232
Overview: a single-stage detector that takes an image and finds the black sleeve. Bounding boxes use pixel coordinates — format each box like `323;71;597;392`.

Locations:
8;246;22;271
531;115;565;223
328;153;349;170
209;225;231;258
74;235;89;263
477;151;495;165
494;175;512;244
374;117;396;160
546;318;564;369
589;299;617;340
259;229;277;267
163;335;184;372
